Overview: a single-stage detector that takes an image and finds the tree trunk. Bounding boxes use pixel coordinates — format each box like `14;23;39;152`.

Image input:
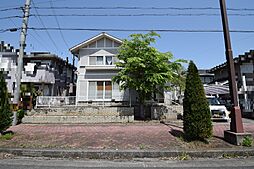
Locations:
139;103;145;120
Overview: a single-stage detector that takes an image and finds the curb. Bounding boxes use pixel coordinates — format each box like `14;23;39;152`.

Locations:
1;148;254;159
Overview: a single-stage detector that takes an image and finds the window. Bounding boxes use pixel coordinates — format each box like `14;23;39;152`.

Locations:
97;38;104;48
89;57;96;65
89;56;114;65
88;81;112;100
97;81;103;99
96;56;103;65
105;81;112;99
88;81;96;99
105;56;112;65
105;39;113;47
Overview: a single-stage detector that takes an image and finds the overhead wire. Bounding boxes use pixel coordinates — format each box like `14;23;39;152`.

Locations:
28;13;254;17
0;16;23;20
2;13;254;20
8;18;50;51
27;27;254;33
0;7;22;12
50;0;69;49
31;0;59;53
2;6;254;12
30;6;254;11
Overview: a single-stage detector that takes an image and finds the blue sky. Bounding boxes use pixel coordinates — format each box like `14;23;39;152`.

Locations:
1;0;254;69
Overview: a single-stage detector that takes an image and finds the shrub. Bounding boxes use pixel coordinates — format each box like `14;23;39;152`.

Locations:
242;136;253;147
17;109;26;124
183;61;212;141
0;71;12;133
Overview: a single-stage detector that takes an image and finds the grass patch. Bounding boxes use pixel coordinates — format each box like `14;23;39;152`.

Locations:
178;152;190;160
0;133;14;140
242;136;253;147
139;144;146;150
222;153;239;159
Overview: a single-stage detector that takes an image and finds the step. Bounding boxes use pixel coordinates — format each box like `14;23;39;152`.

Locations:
22;115;134;124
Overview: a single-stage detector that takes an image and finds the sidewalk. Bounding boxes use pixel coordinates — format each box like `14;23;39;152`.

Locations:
0;120;254;159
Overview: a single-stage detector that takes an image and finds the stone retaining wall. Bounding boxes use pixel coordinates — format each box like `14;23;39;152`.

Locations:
151;104;183;120
23;106;134;124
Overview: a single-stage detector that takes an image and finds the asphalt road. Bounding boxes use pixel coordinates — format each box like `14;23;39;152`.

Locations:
0;157;254;168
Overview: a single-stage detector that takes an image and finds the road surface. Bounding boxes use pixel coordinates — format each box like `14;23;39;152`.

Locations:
0;156;254;168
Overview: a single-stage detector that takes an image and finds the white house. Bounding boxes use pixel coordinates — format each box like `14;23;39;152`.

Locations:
70;32;132;104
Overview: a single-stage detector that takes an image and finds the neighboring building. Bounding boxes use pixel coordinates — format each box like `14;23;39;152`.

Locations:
209;50;254;118
22;52;76;96
198;69;214;84
0;41;18;97
0;41;76;100
70;32;133;104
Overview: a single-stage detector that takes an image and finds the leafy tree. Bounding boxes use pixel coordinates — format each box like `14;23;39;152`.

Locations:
183;61;212;141
21;83;40;108
0;71;12;133
113;32;185;119
170;64;186;103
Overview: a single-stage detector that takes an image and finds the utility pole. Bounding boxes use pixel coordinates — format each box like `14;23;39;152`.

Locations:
219;0;251;145
13;0;31;125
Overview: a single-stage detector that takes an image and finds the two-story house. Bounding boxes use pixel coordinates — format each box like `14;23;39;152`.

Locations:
209;50;254;118
70;32;132;104
0;41;76;100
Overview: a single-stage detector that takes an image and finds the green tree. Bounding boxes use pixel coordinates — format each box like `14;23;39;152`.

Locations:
0;71;12;133
183;61;212;141
171;64;186;103
113;32;185;119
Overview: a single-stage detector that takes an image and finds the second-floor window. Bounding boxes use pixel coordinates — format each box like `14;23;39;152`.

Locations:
89;56;114;66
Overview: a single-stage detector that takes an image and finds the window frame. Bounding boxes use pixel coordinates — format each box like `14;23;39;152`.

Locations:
88;80;112;100
88;55;115;66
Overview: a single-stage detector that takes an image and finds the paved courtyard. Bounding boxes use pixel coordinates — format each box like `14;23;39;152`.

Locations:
0;119;254;150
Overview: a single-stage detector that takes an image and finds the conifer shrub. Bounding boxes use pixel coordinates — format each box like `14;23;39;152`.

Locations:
0;71;12;133
183;61;212;141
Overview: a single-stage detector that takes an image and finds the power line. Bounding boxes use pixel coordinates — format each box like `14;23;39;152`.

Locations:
2;4;254;12
0;7;22;12
0;16;22;20
0;0;66;9
31;0;59;52
9;17;50;51
31;6;254;11
28;13;254;17
50;0;69;49
2;27;254;34
2;13;254;21
0;28;20;33
27;27;254;33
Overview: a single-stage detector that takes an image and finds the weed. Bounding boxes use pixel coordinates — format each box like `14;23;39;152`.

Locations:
0;133;14;140
242;136;253;147
222;153;238;159
139;144;145;150
178;152;190;160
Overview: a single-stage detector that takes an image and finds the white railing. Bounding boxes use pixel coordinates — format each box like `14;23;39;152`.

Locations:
36;96;76;107
36;95;130;107
36;95;167;108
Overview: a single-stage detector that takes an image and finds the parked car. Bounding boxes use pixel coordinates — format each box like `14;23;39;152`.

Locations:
206;96;230;122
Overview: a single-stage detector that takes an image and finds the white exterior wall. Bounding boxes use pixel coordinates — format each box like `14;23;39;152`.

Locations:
75;37;128;103
0;52;18;96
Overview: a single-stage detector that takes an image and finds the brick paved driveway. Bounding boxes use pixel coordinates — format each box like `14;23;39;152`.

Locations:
1;120;254;150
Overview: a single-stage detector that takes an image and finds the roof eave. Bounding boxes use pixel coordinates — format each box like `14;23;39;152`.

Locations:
69;32;122;55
